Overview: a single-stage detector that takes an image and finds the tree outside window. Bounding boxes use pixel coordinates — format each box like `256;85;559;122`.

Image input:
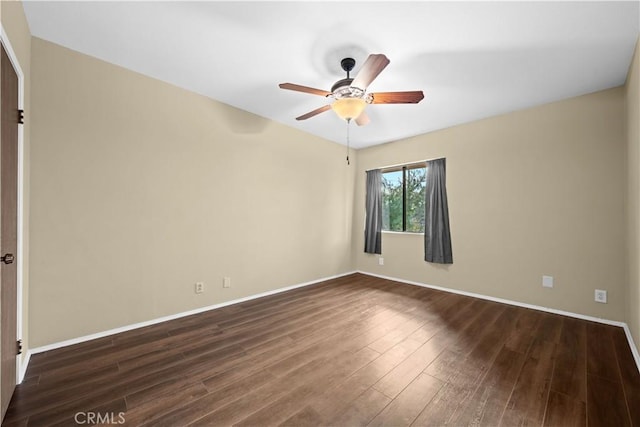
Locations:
382;165;426;233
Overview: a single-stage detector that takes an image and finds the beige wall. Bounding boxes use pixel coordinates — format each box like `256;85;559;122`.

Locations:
354;88;627;321
29;38;355;347
1;0;31;383
626;37;640;354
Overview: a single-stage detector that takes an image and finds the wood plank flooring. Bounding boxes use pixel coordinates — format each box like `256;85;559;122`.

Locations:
3;273;640;426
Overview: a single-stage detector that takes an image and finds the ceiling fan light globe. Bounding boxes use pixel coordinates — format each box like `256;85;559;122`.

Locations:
332;98;367;121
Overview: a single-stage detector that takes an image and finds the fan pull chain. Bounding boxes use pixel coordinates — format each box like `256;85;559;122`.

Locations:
346;119;351;165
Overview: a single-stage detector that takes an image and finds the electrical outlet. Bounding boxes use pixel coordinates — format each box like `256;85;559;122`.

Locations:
542;275;554;288
378;257;384;266
223;277;231;288
195;282;204;294
595;289;607;303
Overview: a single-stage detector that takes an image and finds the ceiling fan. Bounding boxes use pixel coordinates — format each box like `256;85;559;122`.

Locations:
279;54;424;126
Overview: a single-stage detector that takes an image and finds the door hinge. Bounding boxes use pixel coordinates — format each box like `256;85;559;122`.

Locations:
16;339;22;355
18;109;24;125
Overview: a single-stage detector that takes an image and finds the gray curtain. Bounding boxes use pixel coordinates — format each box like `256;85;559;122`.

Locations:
364;169;382;254
424;158;453;263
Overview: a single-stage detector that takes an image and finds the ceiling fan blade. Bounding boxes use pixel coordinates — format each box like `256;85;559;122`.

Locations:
351;54;390;90
279;83;331;97
296;105;331;121
355;111;370;126
370;91;425;104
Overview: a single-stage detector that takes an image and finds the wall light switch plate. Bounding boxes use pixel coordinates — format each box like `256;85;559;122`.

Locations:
542;275;554;288
595;289;607;303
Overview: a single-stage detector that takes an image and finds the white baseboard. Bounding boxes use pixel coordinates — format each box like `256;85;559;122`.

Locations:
358;270;640;374
622;324;640;375
18;351;31;384
28;271;356;356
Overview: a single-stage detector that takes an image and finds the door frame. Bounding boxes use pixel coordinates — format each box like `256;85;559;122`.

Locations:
0;24;26;385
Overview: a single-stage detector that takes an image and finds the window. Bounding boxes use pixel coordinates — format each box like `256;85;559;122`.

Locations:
382;164;426;232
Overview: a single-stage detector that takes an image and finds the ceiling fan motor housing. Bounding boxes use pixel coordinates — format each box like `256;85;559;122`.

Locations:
331;78;367;101
331;77;354;93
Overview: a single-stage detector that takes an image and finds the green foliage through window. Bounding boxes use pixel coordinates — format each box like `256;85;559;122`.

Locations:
382;165;426;233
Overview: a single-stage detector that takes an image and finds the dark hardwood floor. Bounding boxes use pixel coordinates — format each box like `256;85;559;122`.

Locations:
3;273;640;426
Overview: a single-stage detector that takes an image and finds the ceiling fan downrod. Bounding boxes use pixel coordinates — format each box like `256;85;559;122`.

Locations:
332;57;359;95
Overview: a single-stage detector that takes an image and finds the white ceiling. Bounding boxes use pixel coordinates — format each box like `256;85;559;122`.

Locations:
23;1;640;149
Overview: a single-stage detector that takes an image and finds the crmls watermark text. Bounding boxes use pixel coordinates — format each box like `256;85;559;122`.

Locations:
74;412;125;425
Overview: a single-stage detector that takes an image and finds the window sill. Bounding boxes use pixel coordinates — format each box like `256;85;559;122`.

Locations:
382;230;424;236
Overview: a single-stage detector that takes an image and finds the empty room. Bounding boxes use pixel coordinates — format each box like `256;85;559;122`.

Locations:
1;1;639;426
